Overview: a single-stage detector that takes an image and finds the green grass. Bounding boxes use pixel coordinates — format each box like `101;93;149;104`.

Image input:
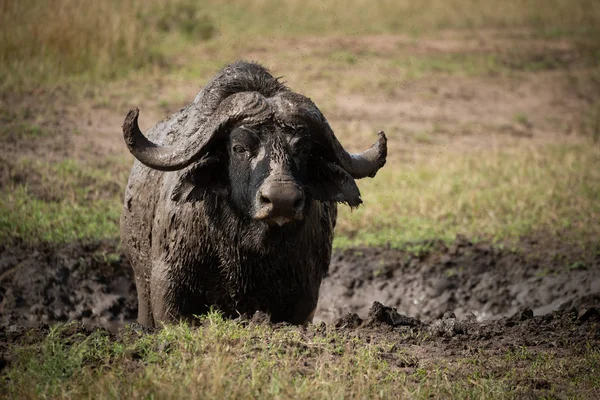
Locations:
392;53;504;79
583;101;600;142
0;189;121;244
201;0;600;37
514;113;531;126
3;313;599;399
0;158;126;245
0;121;48;140
334;142;600;248
3;315;408;398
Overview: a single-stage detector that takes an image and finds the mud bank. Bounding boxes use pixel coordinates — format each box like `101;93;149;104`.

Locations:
0;236;599;330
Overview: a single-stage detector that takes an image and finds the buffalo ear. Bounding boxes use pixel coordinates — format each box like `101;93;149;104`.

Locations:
309;160;362;207
171;155;226;202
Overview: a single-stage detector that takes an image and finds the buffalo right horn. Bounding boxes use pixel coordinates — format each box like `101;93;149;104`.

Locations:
270;91;387;179
322;124;387;179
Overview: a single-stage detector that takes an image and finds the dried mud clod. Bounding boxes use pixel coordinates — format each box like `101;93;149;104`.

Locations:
504;308;535;327
577;307;600;323
334;302;423;330
364;301;423;328
429;313;471;337
334;313;363;329
425;307;600;350
249;310;271;325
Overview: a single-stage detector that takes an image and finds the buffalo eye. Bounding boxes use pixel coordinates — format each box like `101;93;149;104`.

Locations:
233;145;247;155
296;145;311;157
292;138;312;158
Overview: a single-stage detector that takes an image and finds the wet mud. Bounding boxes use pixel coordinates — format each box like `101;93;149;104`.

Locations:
2;300;598;398
0;240;137;331
0;236;598;331
317;235;600;323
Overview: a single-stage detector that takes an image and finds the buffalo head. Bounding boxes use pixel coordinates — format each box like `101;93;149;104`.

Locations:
122;89;387;227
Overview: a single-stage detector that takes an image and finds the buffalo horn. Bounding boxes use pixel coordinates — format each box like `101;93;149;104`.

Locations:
323;124;387;179
274;92;387;179
123;92;270;171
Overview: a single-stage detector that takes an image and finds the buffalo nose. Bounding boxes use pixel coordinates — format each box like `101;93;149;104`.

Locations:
258;182;305;218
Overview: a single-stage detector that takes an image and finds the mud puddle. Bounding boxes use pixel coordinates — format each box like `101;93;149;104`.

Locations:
0;240;136;331
0;236;599;331
317;235;600;323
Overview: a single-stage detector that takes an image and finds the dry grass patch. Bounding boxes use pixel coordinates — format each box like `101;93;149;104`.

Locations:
0;0;215;89
2;0;599;90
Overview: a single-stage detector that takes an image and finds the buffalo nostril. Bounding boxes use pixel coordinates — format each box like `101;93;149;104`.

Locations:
293;197;304;211
260;194;271;205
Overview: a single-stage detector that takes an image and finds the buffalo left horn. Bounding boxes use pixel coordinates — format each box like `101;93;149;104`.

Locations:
123;92;271;171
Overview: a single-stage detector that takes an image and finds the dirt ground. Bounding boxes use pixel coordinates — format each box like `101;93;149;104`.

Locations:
1;235;598;331
318;236;600;323
0;240;137;331
1;266;599;397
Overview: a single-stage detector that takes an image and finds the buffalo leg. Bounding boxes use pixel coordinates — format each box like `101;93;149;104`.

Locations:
134;273;154;327
149;260;180;325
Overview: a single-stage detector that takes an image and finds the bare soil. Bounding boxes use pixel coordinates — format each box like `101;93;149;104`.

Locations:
1;236;598;331
0;240;137;331
317;235;600;323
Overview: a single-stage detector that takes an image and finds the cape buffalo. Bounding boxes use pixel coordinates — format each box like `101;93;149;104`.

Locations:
121;61;387;327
